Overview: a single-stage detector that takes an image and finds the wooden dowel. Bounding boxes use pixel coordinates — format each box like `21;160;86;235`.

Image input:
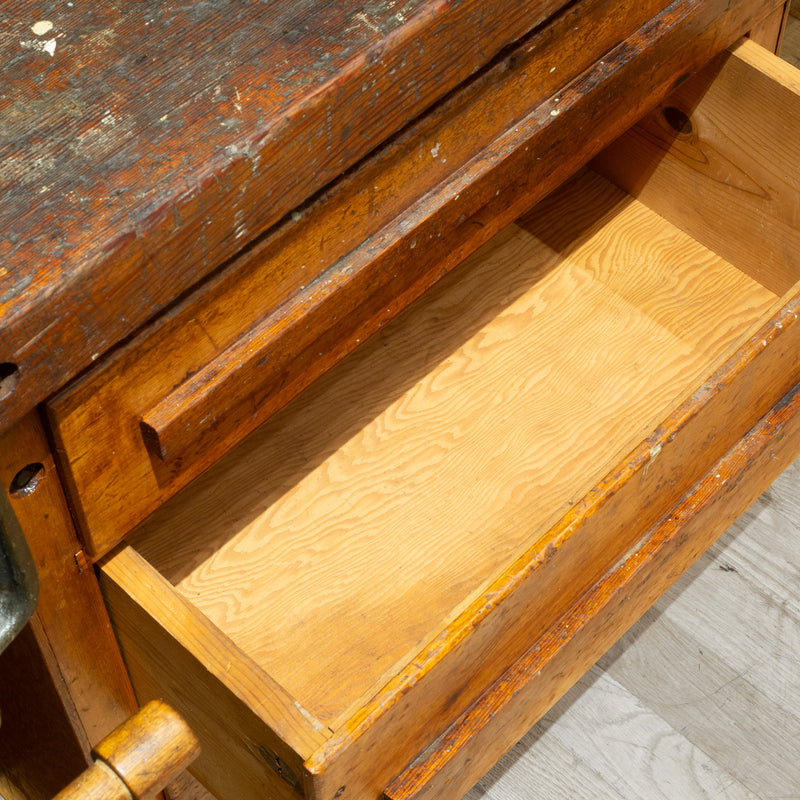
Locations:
54;700;200;800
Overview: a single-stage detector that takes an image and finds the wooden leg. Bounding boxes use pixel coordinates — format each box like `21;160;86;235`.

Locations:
0;412;138;797
749;2;791;50
0;619;87;800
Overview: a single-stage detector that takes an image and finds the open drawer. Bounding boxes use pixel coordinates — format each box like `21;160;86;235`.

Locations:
98;40;800;800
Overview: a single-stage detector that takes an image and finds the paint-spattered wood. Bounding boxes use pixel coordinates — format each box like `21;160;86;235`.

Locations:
384;381;800;800
48;0;783;559
0;0;572;432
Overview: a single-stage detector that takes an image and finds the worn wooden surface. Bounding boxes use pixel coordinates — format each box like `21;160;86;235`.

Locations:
48;0;783;560
385;380;800;800
125;169;777;729
0;414;138;758
107;87;800;800
304;41;800;800
0;0;572;432
44;0;676;556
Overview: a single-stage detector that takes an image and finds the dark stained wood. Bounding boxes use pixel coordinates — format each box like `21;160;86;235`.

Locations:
0;618;88;800
0;0;573;432
0;413;138;747
48;0;783;559
384;379;800;800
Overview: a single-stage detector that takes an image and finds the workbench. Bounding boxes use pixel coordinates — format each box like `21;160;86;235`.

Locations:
1;2;798;798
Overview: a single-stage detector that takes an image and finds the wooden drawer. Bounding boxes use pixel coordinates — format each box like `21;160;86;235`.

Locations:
98;40;800;800
44;0;780;559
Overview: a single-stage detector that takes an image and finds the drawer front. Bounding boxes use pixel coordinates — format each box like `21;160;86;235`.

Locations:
45;0;776;560
100;36;800;800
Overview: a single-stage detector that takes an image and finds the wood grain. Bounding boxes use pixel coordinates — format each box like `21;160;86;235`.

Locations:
748;2;791;50
0;0;574;431
55;701;200;800
45;0;675;557
92;700;200;800
47;0;783;559
99;546;326;800
127;170;777;730
593;37;800;296
385;380;800;800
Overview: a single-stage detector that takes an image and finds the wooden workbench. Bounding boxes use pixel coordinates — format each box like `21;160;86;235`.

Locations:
1;2;797;798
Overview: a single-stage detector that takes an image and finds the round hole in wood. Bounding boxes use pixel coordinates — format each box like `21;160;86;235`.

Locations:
9;463;44;498
0;363;20;401
663;106;693;137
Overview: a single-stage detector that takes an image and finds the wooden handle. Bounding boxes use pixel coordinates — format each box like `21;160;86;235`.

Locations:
139;267;375;466
54;700;200;800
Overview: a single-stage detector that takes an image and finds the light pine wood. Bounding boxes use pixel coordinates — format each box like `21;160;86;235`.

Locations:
99;547;326;800
125;169;778;729
99;36;800;800
593;38;800;297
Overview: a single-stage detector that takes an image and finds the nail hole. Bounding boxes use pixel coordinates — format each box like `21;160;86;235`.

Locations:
9;463;44;498
663;106;693;137
0;363;20;401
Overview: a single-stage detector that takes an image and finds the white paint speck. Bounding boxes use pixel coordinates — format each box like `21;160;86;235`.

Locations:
355;12;381;34
549;66;556;73
430;142;440;158
550;108;560;117
32;20;54;36
101;111;116;126
21;37;57;56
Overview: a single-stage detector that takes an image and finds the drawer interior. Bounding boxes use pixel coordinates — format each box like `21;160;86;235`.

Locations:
100;39;800;800
122;168;780;726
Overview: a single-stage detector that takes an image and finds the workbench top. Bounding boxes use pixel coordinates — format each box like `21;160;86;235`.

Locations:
0;0;567;431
